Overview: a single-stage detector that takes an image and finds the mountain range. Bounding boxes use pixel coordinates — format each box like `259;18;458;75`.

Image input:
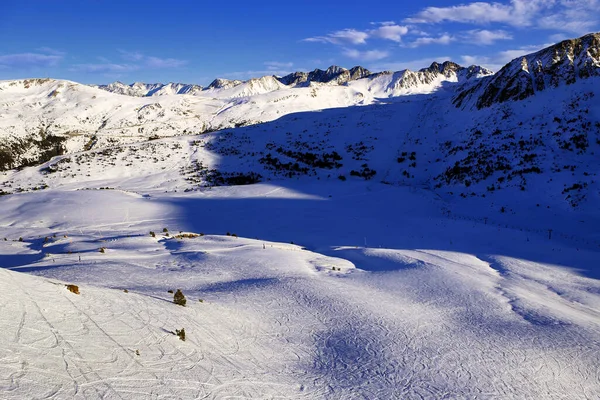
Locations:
1;32;599;213
92;62;494;98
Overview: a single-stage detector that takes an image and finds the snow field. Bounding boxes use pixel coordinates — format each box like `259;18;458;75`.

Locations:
1;182;599;398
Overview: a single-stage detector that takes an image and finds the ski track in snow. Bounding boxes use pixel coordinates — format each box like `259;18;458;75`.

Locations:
0;183;599;399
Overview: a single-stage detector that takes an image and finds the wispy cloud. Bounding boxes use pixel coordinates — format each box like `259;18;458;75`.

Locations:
406;34;454;48
406;2;516;25
264;61;294;69
304;24;409;45
464;29;513;45
304;29;370;45
461;43;550;71
70;63;139;74
370;21;397;26
145;56;186;68
371;25;409;42
406;0;600;34
118;50;144;62
343;48;390;61
0;48;64;69
304;24;409;62
35;47;66;56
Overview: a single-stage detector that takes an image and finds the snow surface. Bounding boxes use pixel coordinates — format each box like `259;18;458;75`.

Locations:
1;180;599;399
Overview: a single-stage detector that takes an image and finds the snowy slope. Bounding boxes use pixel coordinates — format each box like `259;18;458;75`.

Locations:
0;182;599;398
3;71;598;218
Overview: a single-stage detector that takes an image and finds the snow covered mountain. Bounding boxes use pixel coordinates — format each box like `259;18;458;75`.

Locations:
91;81;204;97
0;61;488;172
94;62;493;98
454;32;600;109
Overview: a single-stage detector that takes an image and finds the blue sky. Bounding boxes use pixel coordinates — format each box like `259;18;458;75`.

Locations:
1;0;599;85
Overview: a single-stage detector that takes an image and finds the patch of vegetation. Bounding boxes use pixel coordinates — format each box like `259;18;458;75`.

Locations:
173;289;187;306
66;284;80;295
350;164;377;180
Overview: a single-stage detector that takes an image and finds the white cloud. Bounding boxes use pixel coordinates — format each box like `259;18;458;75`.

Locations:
537;0;600;33
264;61;294;69
118;50;144;62
370;21;397;26
304;25;409;45
407;34;455;48
343;48;390;61
370;25;409;42
405;29;511;48
464;29;513;45
304;29;369;45
406;2;515;25
145;56;187;68
406;0;600;33
496;44;549;61
461;43;550;71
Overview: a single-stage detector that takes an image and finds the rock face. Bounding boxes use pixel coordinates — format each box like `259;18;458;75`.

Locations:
454;33;600;109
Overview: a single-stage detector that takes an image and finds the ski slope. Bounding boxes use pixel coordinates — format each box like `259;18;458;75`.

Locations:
1;181;599;399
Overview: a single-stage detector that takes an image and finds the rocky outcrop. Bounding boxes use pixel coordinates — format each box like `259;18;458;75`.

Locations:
454;32;600;109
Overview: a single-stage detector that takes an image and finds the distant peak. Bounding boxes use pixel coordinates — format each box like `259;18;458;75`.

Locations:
207;78;243;90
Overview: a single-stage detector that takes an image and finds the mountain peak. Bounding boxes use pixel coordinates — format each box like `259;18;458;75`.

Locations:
454;32;600;109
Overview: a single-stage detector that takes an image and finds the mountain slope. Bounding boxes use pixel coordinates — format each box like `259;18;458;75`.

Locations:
0;61;488;171
454;32;600;109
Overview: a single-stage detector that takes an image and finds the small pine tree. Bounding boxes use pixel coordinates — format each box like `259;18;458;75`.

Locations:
173;289;186;306
175;328;185;341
